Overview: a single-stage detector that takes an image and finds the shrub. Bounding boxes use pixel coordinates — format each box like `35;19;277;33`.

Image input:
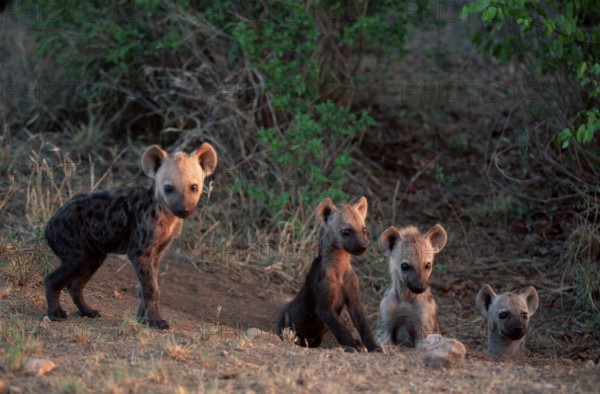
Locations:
461;0;600;148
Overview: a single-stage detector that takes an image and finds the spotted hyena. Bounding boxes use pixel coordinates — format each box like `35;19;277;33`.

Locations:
476;284;539;356
44;143;217;329
375;224;447;347
277;197;381;352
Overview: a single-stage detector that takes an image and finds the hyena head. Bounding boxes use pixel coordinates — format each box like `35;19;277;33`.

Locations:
142;143;217;219
316;196;369;255
476;284;539;341
378;224;447;294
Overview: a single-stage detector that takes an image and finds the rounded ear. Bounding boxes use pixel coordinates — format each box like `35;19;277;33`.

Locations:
425;224;447;253
142;145;168;178
353;196;368;220
521;286;539;316
193;143;218;177
316;197;336;224
378;226;401;257
475;284;497;316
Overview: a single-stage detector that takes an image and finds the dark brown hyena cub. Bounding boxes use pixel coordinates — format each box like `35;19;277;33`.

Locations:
44;144;217;329
277;197;381;352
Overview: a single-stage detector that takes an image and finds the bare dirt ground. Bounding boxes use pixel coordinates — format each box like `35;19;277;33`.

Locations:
0;251;599;393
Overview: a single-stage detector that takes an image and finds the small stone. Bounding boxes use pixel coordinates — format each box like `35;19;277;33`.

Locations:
419;334;467;368
23;359;56;376
113;289;123;300
0;380;7;394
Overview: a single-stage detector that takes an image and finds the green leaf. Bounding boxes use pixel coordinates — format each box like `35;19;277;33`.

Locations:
577;62;588;78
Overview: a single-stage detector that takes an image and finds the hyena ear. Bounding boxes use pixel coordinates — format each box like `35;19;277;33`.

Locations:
142;145;169;178
521;286;539;316
193;143;218;177
425;224;447;253
475;284;497;316
316;197;336;224
353;196;368;220
378;226;401;257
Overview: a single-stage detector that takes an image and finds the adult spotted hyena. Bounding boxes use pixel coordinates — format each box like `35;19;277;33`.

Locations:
375;224;447;347
278;197;381;352
476;284;539;356
44;143;217;329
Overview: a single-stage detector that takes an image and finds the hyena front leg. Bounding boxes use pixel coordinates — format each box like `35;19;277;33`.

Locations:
344;271;381;352
131;255;169;330
315;297;358;352
375;292;396;346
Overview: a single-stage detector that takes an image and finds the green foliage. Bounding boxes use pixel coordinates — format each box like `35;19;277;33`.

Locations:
231;1;415;217
461;1;600;148
23;0;421;223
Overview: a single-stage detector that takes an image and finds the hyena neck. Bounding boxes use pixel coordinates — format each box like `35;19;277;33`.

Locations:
318;230;351;270
488;325;524;356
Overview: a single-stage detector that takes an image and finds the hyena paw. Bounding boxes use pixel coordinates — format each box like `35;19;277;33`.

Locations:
369;346;383;353
48;308;69;321
343;345;359;353
148;319;170;330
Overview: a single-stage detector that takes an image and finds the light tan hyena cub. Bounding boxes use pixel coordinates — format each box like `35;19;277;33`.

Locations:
375;224;447;347
476;284;539;356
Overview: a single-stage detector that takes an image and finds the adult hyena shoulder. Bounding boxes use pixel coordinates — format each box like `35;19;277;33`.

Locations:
44;143;217;329
476;284;539;356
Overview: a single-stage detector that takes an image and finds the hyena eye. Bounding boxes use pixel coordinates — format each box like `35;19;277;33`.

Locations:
498;312;509;319
341;229;353;237
164;185;174;194
521;312;528;319
425;262;432;270
401;262;410;271
190;184;199;192
362;227;367;234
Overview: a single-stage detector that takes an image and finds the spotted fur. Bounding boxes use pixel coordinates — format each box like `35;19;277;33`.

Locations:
44;143;217;329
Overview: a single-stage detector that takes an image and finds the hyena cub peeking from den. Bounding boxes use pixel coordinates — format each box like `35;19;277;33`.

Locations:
376;224;447;347
476;284;539;356
278;197;381;352
44;144;217;329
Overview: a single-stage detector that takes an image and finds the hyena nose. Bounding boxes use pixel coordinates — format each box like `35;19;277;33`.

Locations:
175;208;191;218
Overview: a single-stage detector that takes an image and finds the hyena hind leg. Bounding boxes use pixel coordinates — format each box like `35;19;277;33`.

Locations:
67;255;106;318
45;262;80;320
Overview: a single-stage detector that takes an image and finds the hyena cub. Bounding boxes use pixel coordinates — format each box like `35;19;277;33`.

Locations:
44;143;217;329
375;224;447;347
476;284;539;356
278;197;381;352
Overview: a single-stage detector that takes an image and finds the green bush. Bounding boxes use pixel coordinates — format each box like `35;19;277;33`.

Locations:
461;0;600;148
22;0;423;223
